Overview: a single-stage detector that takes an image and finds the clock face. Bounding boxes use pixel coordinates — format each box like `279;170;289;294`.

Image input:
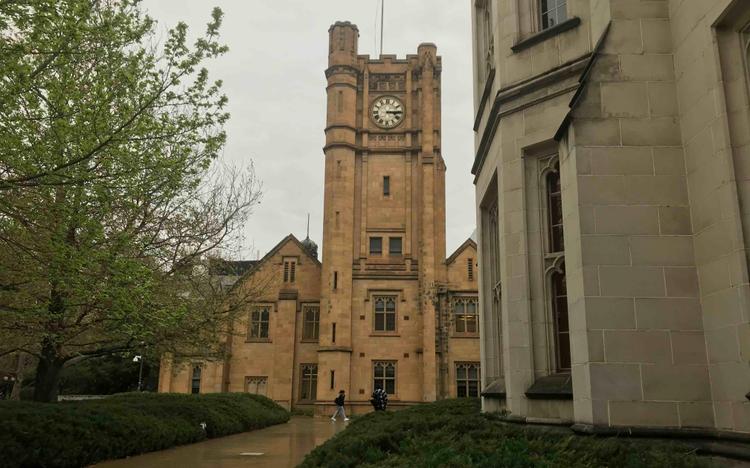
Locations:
371;96;405;129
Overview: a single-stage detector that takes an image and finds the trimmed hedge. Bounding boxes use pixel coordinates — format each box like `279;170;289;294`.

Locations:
301;398;709;467
0;392;290;468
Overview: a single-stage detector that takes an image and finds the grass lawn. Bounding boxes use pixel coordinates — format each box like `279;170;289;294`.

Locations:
300;398;713;467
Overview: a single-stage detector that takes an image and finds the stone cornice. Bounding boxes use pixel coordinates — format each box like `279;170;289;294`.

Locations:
325;64;360;78
473;67;496;132
471;53;591;178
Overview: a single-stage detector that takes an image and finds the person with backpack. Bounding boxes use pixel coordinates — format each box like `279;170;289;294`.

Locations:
370;386;388;411
331;389;349;421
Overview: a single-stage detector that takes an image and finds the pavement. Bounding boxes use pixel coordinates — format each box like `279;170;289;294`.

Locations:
92;416;345;468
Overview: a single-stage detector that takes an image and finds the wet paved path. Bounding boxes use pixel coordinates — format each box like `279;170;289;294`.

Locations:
94;416;344;468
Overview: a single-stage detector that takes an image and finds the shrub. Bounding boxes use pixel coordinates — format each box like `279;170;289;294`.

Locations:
300;398;709;467
0;392;290;468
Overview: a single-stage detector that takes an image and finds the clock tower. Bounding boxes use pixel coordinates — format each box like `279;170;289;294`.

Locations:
317;21;447;410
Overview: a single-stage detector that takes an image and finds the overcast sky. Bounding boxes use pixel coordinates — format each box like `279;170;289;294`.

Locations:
141;0;476;260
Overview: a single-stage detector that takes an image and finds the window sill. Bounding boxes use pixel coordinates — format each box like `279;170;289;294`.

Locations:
451;334;480;339
369;333;400;337
246;338;272;343
301;339;319;344
511;17;581;53
525;373;573;400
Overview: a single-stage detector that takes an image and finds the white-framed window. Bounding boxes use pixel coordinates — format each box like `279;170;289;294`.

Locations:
540;0;567;30
456;362;481;397
190;365;201;394
373;361;396;394
302;305;320;341
373;296;397;332
299;364;317;401
453;296;479;335
249;306;270;339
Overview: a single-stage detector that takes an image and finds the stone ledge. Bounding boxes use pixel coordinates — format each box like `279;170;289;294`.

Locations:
511;17;582;53
481;377;506;398
525;373;573;400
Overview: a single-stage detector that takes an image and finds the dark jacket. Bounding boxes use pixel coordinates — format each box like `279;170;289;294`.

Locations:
370;388;388;410
334;394;345;406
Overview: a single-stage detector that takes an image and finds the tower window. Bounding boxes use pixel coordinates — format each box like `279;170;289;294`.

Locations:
540;0;567;30
467;258;474;281
337;90;343;112
330;370;335;389
389;237;402;255
333;271;338;290
383;176;390;196
374;296;397;332
370;237;383;255
332;322;337;343
373;361;396;394
191;365;201;394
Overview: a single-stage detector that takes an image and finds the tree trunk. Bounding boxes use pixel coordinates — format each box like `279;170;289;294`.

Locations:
32;339;65;402
9;353;26;400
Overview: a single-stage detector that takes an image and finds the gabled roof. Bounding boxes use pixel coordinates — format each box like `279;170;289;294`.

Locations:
225;234;322;291
256;233;322;268
446;238;477;265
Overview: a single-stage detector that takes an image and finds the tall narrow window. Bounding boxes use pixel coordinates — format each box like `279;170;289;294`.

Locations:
283;258;297;283
456;363;480;397
552;265;570;371
369;237;383;255
389;237;402;255
330;370;335;389
467;258;474;281
383;176;390;196
300;364;318;401
544;157;569;373
337;91;343;112
191;365;201;394
474;0;495;80
333;271;338;290
249;306;270;339
373;361;396;394
547;163;564;253
374;296;397;332
453;297;479;335
540;0;567;30
332;322;336;343
302;305;320;341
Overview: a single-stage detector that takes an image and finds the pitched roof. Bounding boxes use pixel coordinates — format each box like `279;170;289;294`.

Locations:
446;238;477;265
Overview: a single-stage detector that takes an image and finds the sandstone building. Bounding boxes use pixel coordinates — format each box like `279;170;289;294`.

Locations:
471;0;750;436
158;22;480;413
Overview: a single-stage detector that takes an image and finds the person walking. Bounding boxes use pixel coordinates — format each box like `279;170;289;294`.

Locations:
331;389;349;421
370;387;388;411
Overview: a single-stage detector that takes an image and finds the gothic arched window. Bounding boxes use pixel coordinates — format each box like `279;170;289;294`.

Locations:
551;264;570;371
546;161;564;253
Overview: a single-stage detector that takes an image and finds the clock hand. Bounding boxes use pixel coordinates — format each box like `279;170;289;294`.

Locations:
386;110;403;114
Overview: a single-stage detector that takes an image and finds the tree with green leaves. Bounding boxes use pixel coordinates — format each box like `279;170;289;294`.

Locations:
0;0;264;401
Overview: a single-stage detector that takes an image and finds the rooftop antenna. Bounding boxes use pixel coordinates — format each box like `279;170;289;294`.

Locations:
380;0;385;56
305;213;310;239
